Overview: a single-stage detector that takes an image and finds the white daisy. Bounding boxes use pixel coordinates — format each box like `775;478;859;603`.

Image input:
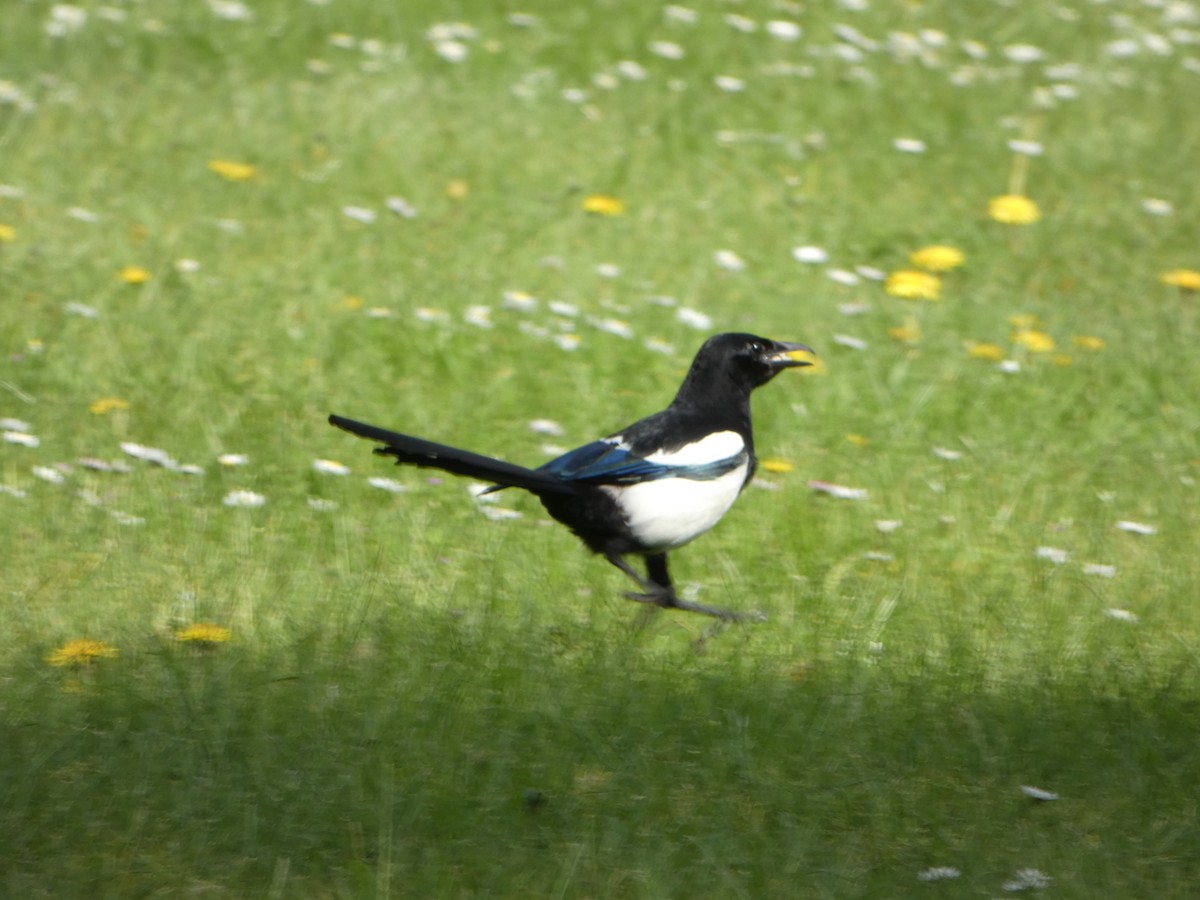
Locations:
223;489;266;508
313;459;351;476
792;245;830;264
649;40;685;60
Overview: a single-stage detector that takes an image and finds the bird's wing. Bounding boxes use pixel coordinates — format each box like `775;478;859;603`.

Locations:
539;436;746;485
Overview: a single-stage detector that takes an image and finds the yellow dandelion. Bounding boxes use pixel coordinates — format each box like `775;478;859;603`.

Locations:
0;223;16;242
988;194;1042;225
1012;329;1056;353
582;194;626;216
846;433;870;447
119;266;152;284
176;623;232;646
1072;335;1106;351
1052;354;1074;367
889;318;921;344
761;458;795;474
207;159;258;181
340;294;365;310
885;269;942;301
1160;268;1200;291
968;342;1005;361
909;245;964;272
47;639;119;667
446;179;469;200
90;396;131;415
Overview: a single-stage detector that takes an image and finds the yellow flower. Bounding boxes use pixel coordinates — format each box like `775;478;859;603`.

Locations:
889;318;921;344
1012;329;1056;353
988;194;1042;225
47;639;119;667
176;623;232;646
761;458;795;474
910;245;964;272
90;396;131;415
846;433;870;447
1160;268;1200;291
885;269;942;300
446;179;469;200
0;223;16;242
340;294;365;310
1008;313;1041;329
207;159;258;181
968;342;1005;361
1072;335;1106;351
1052;354;1074;367
119;266;152;284
582;194;626;216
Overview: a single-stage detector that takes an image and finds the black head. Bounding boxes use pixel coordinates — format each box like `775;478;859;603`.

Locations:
673;333;816;409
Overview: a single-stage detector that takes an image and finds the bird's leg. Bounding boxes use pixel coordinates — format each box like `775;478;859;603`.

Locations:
607;552;761;622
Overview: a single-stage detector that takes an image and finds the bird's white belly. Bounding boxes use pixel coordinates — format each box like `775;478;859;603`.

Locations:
604;460;749;551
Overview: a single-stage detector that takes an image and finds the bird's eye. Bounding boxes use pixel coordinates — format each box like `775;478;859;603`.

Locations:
748;341;764;355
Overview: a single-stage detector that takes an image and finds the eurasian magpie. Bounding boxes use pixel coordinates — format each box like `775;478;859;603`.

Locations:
329;333;814;620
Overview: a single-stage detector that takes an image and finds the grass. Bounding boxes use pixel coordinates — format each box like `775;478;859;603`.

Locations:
2;0;1200;896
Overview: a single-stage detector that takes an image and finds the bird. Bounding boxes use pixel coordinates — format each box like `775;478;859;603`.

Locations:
329;332;815;620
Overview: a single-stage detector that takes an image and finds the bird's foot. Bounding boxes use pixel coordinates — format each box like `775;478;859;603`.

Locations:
623;590;767;623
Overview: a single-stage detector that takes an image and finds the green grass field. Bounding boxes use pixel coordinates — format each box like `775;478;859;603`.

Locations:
3;0;1199;896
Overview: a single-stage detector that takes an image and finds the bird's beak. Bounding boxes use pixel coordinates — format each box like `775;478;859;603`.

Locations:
767;342;817;370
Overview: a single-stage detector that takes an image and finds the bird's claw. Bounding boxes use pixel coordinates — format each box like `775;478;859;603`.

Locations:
622;590;766;623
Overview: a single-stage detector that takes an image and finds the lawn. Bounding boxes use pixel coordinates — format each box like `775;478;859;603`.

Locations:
2;0;1199;897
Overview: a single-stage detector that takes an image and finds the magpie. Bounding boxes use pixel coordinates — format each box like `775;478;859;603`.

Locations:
329;332;815;620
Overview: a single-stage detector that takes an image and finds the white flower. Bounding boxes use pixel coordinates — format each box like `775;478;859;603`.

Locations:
368;476;408;493
664;5;698;24
1001;868;1052;892
32;465;66;484
529;418;564;436
1115;519;1157;535
808;480;869;500
4;431;40;448
223;489;266;508
218;453;250;466
208;0;253;21
998;360;1021;374
341;205;377;224
1141;197;1174;216
594;317;635;339
855;265;887;281
479;505;523;521
792;245;830;264
1020;784;1059;801
616;60;648;81
714;249;746;271
1106;608;1140;623
507;12;541;28
644;337;674;355
502;290;538;311
918;867;961;882
724;13;757;33
46;5;88;37
308;498;338;511
313;459;351;476
1003;43;1046;63
676;307;713;330
66;206;100;222
874;519;902;533
833;334;868;351
386;196;418;218
549;301;579;318
827;268;860;286
1007;139;1044;156
65;301;100;318
595;262;621;279
464;305;493;328
1;417;32;431
932;446;963;461
120;442;178;468
893;137;927;153
714;75;746;92
649;40;685;60
175;258;202;273
1083;562;1118;578
766;20;802;41
1035;546;1069;564
554;333;582;351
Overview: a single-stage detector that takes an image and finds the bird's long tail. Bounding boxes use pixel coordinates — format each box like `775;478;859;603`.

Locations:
329;414;575;496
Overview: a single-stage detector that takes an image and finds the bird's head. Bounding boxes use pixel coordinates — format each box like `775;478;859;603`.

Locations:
712;332;816;388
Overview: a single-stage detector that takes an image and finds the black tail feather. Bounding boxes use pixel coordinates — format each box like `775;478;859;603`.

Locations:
328;414;574;496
